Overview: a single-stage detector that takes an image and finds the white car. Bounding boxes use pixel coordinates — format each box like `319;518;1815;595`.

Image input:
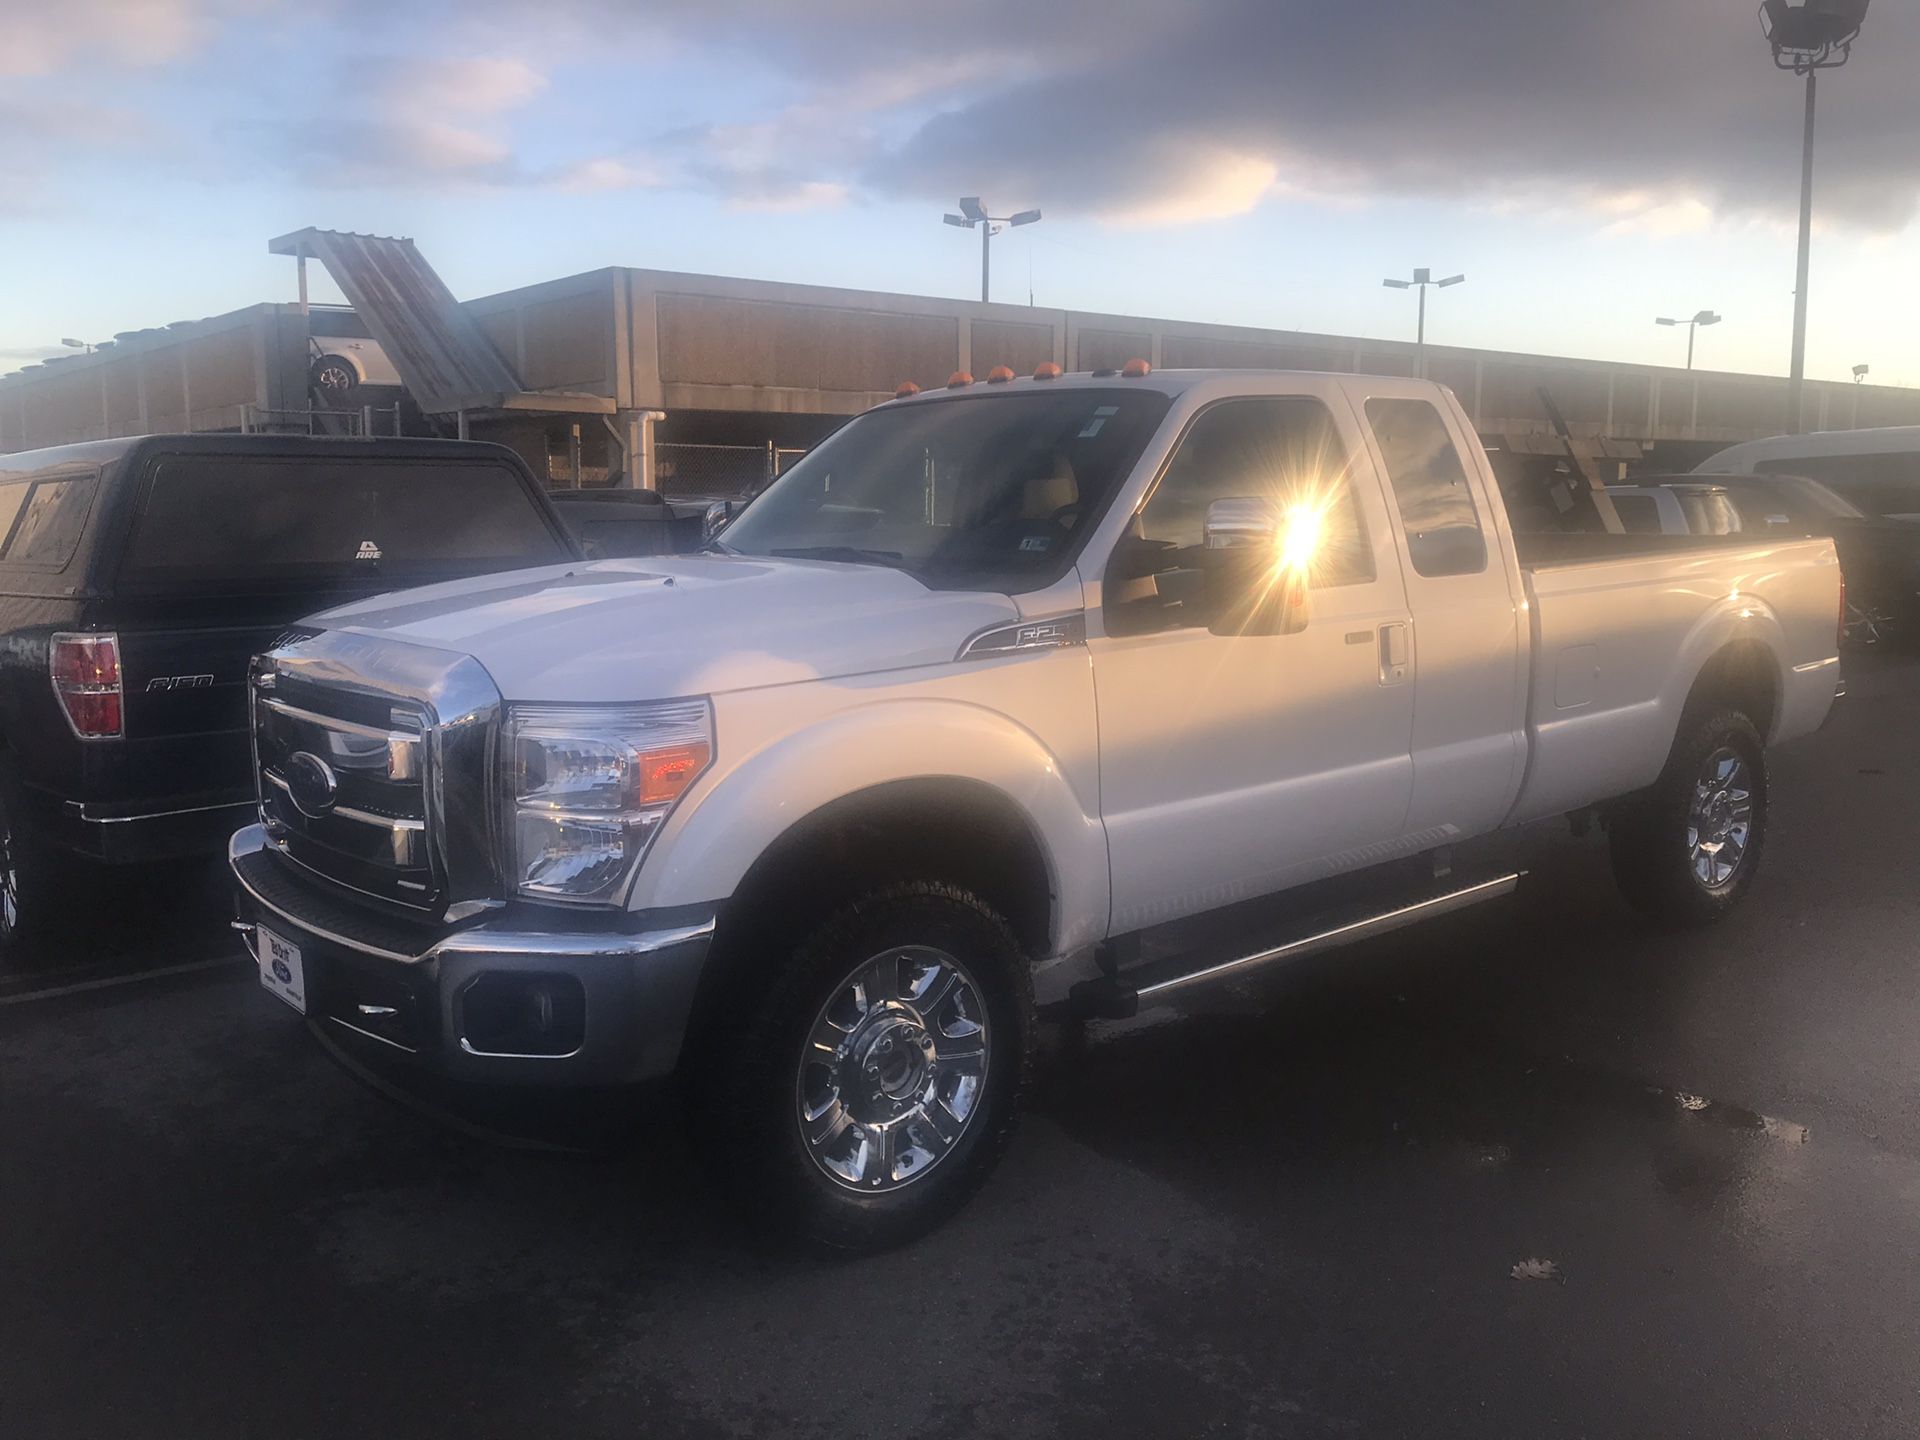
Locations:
1695;426;1920;522
231;367;1842;1248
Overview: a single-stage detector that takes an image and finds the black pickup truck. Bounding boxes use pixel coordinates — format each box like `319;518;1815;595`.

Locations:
0;434;578;960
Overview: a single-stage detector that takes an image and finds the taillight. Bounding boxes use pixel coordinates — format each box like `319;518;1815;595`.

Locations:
50;632;123;739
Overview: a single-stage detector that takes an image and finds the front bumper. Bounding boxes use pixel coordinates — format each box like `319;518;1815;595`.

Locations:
229;825;714;1086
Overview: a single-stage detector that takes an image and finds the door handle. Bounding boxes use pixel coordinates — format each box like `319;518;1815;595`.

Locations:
1379;623;1410;685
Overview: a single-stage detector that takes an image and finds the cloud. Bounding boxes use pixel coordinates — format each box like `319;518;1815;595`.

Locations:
9;0;1920;233
0;0;231;76
551;157;662;193
844;0;1920;232
280;55;548;186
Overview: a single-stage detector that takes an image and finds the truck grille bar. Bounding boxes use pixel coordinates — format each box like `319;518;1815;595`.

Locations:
250;630;506;921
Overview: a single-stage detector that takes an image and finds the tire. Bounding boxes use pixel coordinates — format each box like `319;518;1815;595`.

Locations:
0;759;78;970
694;881;1033;1253
1609;707;1768;927
309;355;359;410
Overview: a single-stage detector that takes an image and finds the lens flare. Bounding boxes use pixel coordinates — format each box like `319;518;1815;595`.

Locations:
1278;501;1325;575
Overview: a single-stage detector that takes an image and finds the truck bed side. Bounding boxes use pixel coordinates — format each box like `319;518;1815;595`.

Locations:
1506;535;1841;825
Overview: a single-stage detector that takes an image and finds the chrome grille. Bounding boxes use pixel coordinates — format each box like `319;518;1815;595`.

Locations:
255;675;438;907
250;630;506;921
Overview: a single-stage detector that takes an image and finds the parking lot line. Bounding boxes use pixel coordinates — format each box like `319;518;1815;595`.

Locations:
0;954;247;1008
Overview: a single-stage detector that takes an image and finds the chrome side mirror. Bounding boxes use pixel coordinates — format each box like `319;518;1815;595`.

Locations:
1202;496;1309;637
702;501;732;542
1203;496;1280;551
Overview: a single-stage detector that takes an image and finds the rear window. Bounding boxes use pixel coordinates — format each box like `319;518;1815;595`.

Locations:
1756;452;1920;518
1364;397;1488;577
0;475;96;570
1610;493;1663;534
1676;490;1740;535
124;457;571;585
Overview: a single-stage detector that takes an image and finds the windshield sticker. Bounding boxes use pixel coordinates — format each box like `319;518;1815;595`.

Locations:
355;540;383;561
1077;405;1120;439
1019;535;1051;552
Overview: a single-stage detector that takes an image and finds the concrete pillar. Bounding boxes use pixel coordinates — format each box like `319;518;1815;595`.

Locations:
610;409;667;490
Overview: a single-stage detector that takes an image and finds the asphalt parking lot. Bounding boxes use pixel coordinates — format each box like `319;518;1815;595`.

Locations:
3;653;1917;1440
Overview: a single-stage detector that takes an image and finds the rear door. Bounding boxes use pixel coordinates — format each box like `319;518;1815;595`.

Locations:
104;451;575;802
1350;384;1527;841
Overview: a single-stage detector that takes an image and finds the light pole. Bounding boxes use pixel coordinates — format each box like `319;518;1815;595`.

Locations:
1656;310;1722;370
944;197;1041;304
1851;362;1870;426
1382;268;1465;377
1761;0;1871;432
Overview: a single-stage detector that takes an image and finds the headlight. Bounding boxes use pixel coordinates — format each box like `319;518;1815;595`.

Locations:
504;699;713;905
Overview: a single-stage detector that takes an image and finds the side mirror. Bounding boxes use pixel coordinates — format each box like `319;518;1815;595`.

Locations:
702;501;732;542
1202;496;1310;637
1203;496;1280;553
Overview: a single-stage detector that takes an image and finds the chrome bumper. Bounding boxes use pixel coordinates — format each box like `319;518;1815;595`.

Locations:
229;824;714;1086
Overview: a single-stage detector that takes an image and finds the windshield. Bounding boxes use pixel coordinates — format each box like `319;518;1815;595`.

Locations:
719;388;1172;587
1724;475;1865;525
1755;453;1920;519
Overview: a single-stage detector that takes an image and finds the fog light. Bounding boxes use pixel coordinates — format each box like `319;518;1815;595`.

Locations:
459;973;586;1057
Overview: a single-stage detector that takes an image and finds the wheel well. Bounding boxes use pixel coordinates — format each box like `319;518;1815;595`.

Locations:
686;779;1055;1047
1684;641;1778;740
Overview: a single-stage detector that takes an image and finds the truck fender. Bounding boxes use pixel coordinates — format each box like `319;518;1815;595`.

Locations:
627;698;1109;957
1664;594;1789;741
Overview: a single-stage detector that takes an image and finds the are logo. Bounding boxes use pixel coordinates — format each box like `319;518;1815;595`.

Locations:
283;751;339;819
355;540;383;561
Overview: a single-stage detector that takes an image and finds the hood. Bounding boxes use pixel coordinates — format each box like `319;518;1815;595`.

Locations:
308;553;1022;701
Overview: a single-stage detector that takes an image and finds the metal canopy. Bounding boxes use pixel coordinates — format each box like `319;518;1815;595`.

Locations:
269;228;612;416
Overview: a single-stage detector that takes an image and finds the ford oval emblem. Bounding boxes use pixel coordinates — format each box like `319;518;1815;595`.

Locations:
284;751;339;819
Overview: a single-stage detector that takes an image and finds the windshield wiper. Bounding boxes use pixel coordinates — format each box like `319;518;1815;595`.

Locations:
767;545;912;569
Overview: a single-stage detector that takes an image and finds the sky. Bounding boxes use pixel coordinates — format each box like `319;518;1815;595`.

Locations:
4;0;1920;385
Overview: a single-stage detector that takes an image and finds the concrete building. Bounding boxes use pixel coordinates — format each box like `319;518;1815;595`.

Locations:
7;228;1919;495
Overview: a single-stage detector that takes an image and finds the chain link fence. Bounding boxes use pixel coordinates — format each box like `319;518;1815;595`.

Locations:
654;442;809;501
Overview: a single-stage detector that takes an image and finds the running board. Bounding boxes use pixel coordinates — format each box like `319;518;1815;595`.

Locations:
1063;871;1523;1021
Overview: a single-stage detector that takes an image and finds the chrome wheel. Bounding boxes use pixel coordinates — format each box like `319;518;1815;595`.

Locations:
0;813;18;938
1687;747;1754;889
796;946;990;1193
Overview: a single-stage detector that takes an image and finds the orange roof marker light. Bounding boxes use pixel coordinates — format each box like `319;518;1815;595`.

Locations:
985;365;1016;384
1033;362;1063;380
947;370;975;388
894;381;921;398
1121;357;1152;378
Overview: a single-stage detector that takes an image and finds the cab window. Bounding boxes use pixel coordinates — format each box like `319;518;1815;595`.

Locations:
1108;395;1373;636
1366;398;1488;577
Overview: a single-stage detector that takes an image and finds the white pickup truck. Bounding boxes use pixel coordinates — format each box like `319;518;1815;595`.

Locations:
231;367;1843;1248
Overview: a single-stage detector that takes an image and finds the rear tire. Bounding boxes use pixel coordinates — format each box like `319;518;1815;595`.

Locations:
693;881;1032;1253
0;759;79;970
1609;708;1768;928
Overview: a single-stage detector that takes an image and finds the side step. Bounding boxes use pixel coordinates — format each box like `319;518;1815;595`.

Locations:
1062;871;1523;1021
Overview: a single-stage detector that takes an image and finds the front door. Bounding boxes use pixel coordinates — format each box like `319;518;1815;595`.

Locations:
1089;388;1417;934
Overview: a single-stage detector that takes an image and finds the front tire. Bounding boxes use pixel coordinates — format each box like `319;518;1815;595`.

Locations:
696;881;1033;1253
0;760;77;969
1609;708;1768;927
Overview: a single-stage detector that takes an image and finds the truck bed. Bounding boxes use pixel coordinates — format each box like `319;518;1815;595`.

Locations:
1506;533;1841;826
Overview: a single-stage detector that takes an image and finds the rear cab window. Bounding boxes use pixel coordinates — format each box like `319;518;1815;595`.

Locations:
1364;398;1488;577
0;472;99;573
121;456;572;589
